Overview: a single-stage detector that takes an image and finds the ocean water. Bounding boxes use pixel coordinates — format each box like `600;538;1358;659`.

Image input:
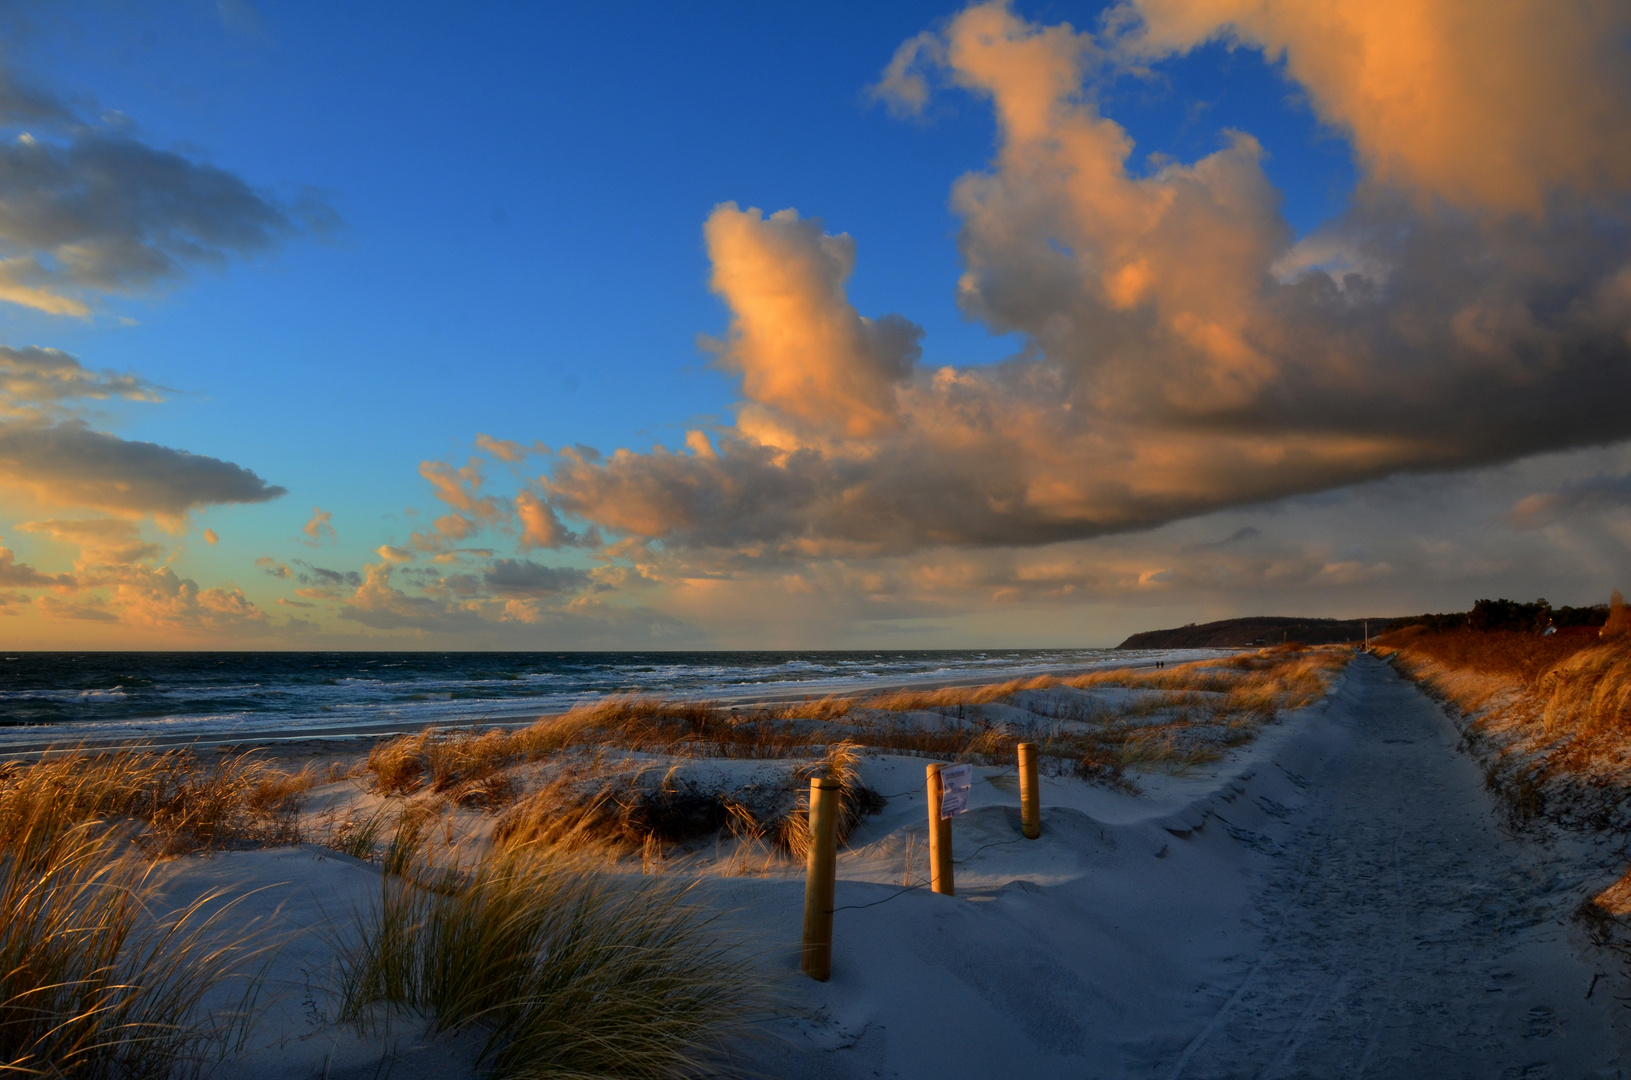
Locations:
0;649;1182;749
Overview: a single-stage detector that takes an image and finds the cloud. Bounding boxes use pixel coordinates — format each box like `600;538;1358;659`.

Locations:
0;345;163;418
1507;472;1631;529
475;433;547;463
376;544;413;563
482;558;589;598
537;1;1631;563
0;419;285;518
291;559;360;589
0;130;331;316
703;204;920;440
419;459;507;523
36;594;117;622
515;489;597;550
302;507;335;544
16;523;270;632
87;564;269;632
18;517;161;565
202;528;218;545
1116;0;1631;215
0;541;69;587
255;556;291;578
867;31;945;119
339;563;484;631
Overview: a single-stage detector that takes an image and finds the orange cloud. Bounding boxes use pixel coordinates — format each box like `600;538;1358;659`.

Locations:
302;507;335;543
539;1;1631;567
703;204;920;440
19;518;162;566
1119;0;1631;214
475;433;548;463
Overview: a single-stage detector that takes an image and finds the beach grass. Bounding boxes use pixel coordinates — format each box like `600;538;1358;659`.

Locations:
0;746;314;857
337;835;760;1079
0;816;261;1078
1374;605;1631;828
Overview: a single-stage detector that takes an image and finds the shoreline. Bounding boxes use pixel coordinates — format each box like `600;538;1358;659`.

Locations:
0;655;1209;762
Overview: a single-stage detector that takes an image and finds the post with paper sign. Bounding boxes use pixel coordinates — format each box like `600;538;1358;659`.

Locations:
926;762;973;896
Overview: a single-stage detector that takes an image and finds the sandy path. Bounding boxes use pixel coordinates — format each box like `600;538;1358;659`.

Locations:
1163;655;1623;1079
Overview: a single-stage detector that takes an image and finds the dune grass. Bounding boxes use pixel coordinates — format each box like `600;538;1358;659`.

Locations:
0;814;262;1078
0;746;314;856
337;835;759;1080
348;646;1348;865
1375;611;1631;828
0;746;315;1076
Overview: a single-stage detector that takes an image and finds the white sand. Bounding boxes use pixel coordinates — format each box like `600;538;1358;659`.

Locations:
152;656;1630;1077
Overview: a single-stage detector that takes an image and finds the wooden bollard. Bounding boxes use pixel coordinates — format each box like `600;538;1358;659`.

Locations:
800;777;841;981
1018;742;1041;839
926;764;954;896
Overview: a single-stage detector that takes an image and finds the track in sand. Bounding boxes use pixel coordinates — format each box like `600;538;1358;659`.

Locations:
1162;655;1624;1079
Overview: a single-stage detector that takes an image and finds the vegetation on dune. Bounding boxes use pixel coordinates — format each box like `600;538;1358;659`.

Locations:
0;644;1348;1078
352;645;1350;856
1374;591;1631;829
0;747;313;857
338;835;759;1080
0;813;264;1078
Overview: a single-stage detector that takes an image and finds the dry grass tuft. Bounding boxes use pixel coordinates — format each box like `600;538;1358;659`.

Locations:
0;747;314;857
0;816;261;1076
778;741;886;861
337;836;759;1078
1376;607;1631;831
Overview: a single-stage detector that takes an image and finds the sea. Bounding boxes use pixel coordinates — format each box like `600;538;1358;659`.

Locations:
0;648;1187;751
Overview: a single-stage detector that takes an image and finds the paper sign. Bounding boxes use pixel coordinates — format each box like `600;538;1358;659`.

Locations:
938;763;973;819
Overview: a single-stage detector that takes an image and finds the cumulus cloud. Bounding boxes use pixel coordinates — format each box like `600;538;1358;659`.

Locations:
0;419;285;518
339;563;484;632
13;516;270;633
1116;0;1631;215
539;1;1631;562
704;204;920;439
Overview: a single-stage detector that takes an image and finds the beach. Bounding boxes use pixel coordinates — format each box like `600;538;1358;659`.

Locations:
6;646;1624;1077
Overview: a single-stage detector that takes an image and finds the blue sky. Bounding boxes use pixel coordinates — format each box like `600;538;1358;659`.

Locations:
2;0;1627;648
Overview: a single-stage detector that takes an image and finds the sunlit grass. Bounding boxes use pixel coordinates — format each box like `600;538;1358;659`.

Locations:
0;746;314;857
0;815;262;1077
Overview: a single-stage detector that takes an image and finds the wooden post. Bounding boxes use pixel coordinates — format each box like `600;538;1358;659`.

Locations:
1018;742;1041;839
926;764;954;896
800;777;841;981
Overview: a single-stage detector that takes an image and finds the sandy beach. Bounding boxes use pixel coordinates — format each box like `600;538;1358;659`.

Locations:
9;648;1615;1078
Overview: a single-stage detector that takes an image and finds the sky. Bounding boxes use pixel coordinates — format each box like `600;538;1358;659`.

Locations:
1;0;1630;650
